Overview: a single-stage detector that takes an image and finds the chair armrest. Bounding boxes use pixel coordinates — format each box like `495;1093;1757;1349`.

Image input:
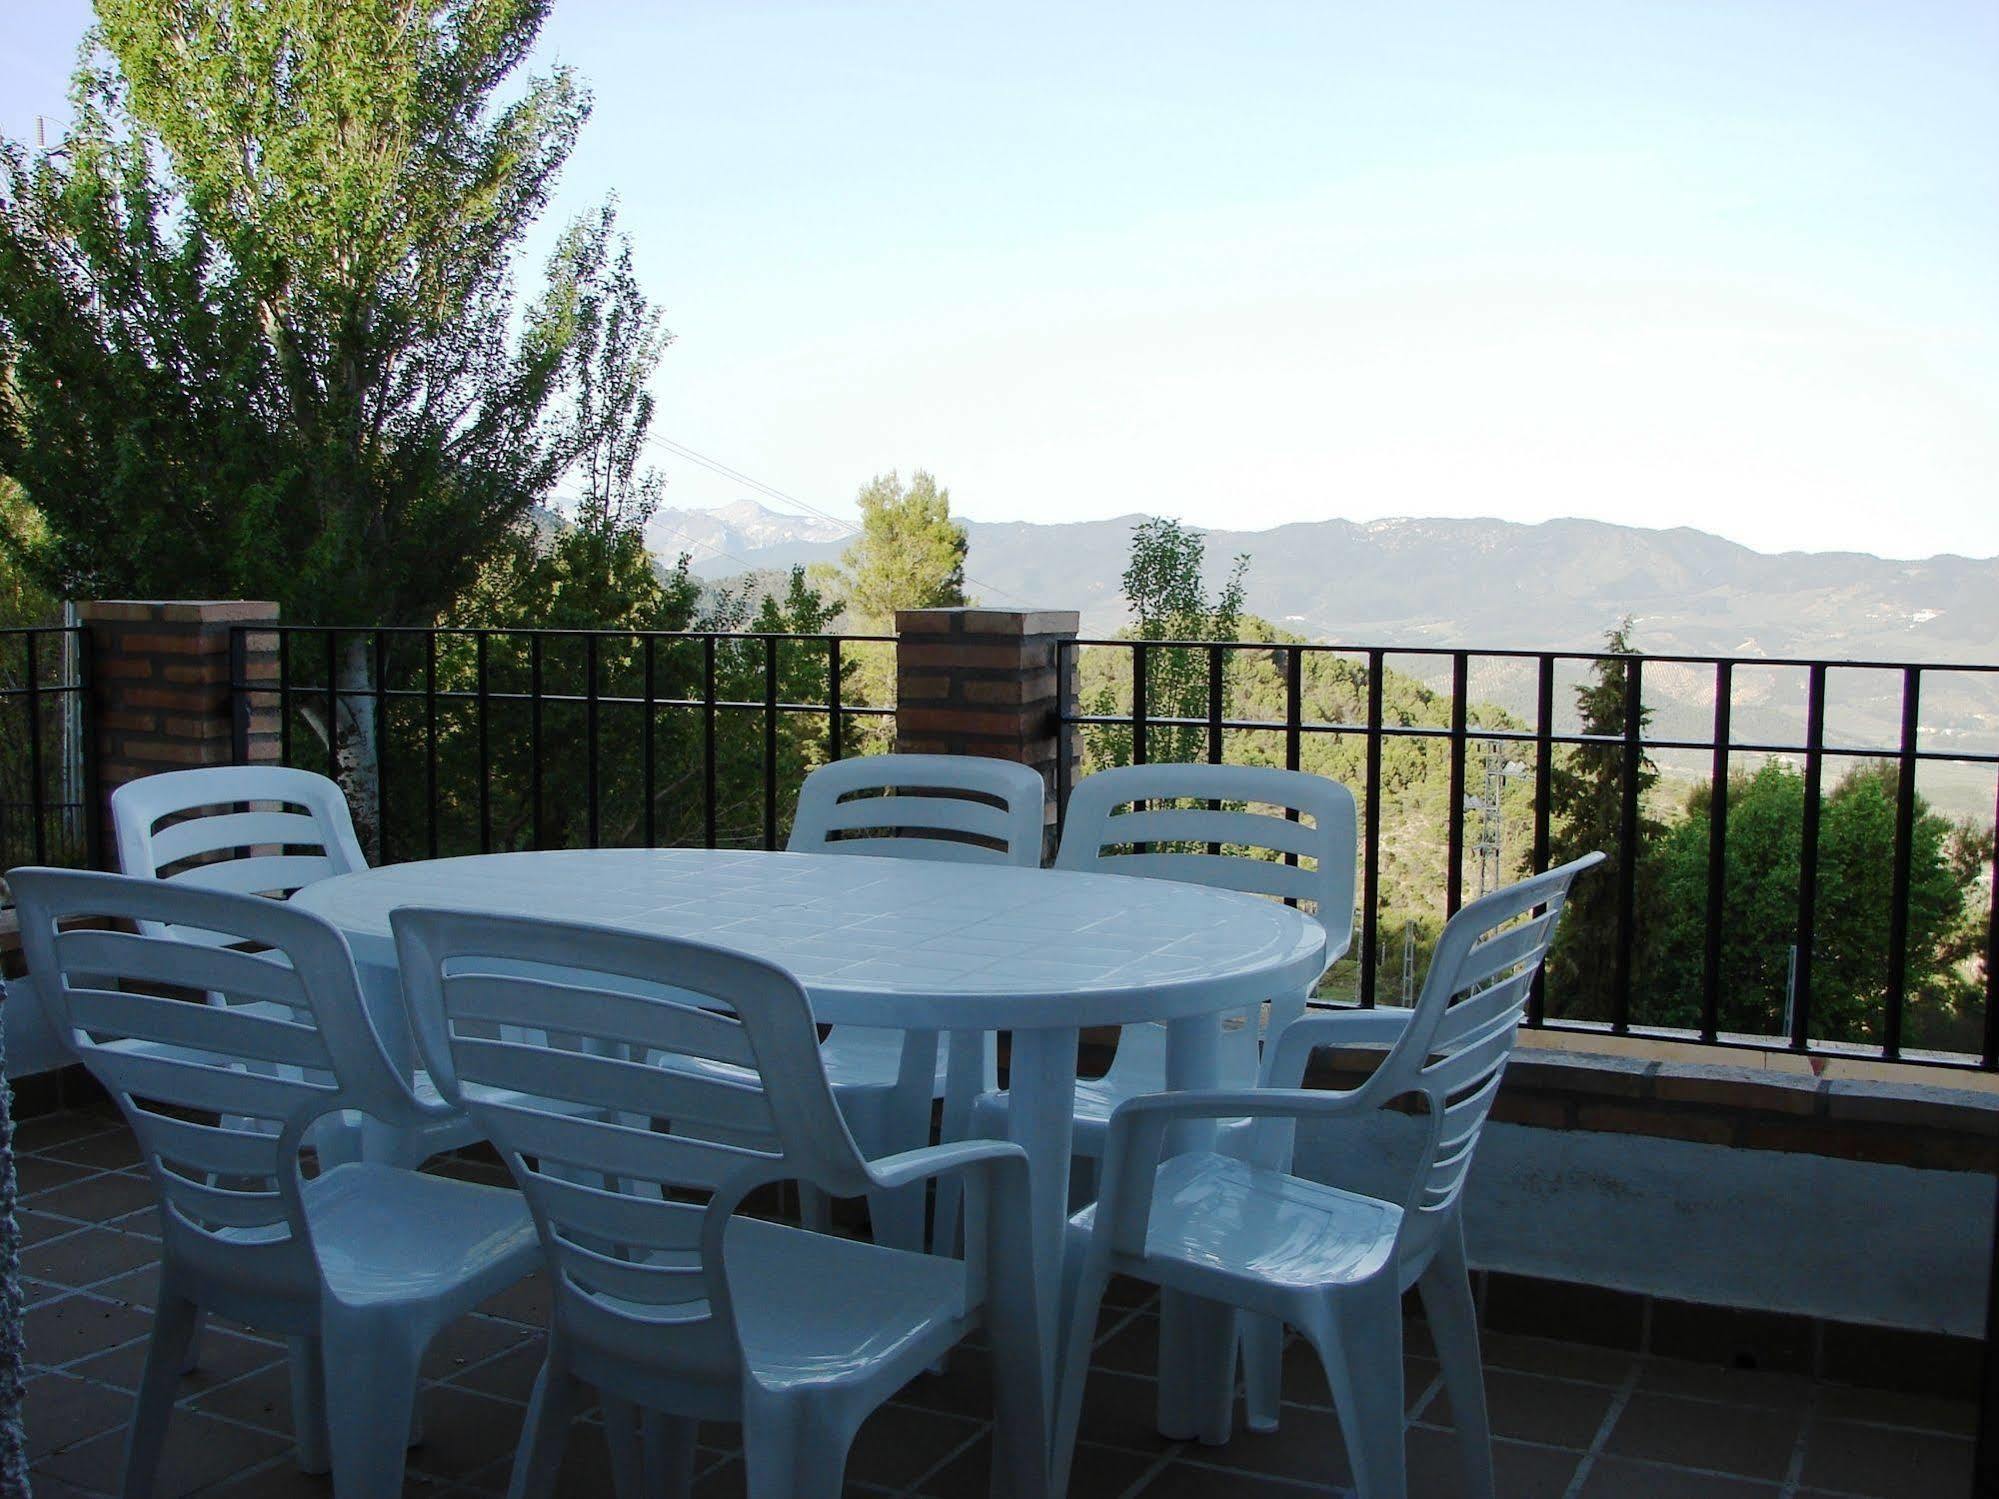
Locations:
863;1137;1027;1192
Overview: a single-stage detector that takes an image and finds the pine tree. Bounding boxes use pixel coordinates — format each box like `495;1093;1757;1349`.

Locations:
1543;621;1661;1017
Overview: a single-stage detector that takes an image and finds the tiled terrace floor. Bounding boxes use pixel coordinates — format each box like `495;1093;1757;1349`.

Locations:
15;1104;1978;1499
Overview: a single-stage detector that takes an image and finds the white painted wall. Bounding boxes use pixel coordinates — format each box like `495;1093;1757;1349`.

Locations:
1295;1113;1996;1337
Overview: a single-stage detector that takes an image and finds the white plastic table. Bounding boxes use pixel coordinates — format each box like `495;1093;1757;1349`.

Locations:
292;847;1328;1425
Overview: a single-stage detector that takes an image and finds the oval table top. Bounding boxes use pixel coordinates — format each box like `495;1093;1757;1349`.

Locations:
290;846;1328;1030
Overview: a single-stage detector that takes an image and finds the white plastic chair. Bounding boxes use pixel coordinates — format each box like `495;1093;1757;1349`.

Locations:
1051;852;1605;1499
110;764;484;1168
973;762;1358;1165
785;752;1046;1249
392;908;1050;1499
9;867;541;1499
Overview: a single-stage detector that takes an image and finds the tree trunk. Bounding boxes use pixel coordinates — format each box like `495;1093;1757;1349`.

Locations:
334;637;382;861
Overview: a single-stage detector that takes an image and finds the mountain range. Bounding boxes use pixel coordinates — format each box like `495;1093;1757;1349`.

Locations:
651;499;1999;814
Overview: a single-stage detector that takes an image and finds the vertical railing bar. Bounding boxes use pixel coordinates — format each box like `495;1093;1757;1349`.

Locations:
529;633;544;851
827;636;843;762
1205;644;1225;858
1700;661;1732;1045
1882;666;1920;1059
585;632;601;849
1360;649;1384;1009
1131;642;1149;766
763;635;779;850
24;631;47;865
424;631;438;860
1792;663;1827;1051
476;633;492;854
77;625;102;869
1528;655;1555;1025
642;634;657;848
278;630;291;766
228;627;248;766
1055;640;1073;832
1283;647;1303;881
1983;770;1998;1070
1613;654;1642;1035
1284;647;1303;773
324;630;339;781
1446;652;1468;916
703;635;718;850
373;632;390;865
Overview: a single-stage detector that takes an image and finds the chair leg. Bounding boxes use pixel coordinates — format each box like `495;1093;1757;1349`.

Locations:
1155;1292;1235;1444
507;1356;587;1499
742;1388;852;1499
931;1029;987;1258
1307;1283;1407;1499
321;1310;424;1499
797;1182;833;1232
122;1290;200;1499
1241;1314;1285;1434
642;1410;698;1498
602;1396;648;1499
287;1336;331;1474
177;1309;207;1375
1051;1263;1109;1499
1419;1226;1496;1499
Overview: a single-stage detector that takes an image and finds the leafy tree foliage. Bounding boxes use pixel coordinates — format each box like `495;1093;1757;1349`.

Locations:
1639;762;1983;1049
1085;517;1249;768
828;470;967;625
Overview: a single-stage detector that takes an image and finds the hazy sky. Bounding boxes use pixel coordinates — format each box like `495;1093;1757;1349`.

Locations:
7;2;1998;558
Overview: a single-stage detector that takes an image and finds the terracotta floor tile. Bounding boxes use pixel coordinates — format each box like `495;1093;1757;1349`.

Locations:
1604;1390;1804;1481
20;1226;162;1288
35;1408;290;1494
1798;1417;1974;1497
1422;1366;1619;1449
1578;1455;1781;1497
25;1292;155;1368
23;1371;133;1460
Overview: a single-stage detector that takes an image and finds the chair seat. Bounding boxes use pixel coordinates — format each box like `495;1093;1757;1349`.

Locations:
588;1217;972;1394
733;1219;973;1389
305;1163;539;1309
1071;1152;1401;1292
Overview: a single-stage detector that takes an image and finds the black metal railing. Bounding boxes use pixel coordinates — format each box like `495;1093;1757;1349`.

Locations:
1059;637;1999;1071
228;626;894;862
0;624;95;886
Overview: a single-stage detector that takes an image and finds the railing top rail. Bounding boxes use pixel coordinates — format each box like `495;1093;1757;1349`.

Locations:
232;624;896;645
1062;636;1999;675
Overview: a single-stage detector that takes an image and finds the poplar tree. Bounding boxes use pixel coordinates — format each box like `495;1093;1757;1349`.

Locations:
0;0;599;839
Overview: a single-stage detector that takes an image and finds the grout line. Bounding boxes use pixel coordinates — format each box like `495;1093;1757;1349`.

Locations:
1115;1441;1188;1499
897;1416;994;1496
1777;1382;1820;1499
1559;1359;1644;1499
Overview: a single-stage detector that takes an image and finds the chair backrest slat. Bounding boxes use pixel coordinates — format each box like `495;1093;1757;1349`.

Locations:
55;929;309;1013
396;909;875;1378
788;754;1046;867
167;854;343;900
446;973;758;1069
146;809;334;868
1071;850;1324;903
63;987;330;1070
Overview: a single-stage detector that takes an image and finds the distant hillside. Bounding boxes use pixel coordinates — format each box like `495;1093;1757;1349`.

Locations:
667;501;1999;814
647;497;846;570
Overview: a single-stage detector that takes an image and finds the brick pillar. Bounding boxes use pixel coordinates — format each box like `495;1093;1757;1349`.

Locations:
894;608;1081;846
76;600;280;867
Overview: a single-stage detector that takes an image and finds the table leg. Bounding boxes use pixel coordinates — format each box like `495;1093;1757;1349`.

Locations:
1003;1025;1079;1386
1158;1011;1236;1444
355;959;421;1165
866;1030;940;1253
